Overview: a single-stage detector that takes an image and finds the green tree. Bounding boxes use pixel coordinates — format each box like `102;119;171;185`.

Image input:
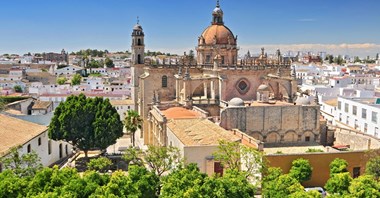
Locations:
105;57;115;68
348;175;380;198
354;56;361;63
0;170;29;198
124;110;142;147
88;59;102;68
324;172;352;195
144;145;182;177
366;156;380;179
0;147;42;177
13;85;22;93
213;140;264;179
213;140;242;171
56;77;67;85
126;165;159;198
202;169;256;198
264;174;304;198
122;146;144;166
288;158;313;182
48;94;123;158
160;163;206;198
0;98;6;112
93;166;158;198
328;54;334;64
334;55;344;65
27;166;80;197
329;158;348;177
262;167;283;197
87;157;112;173
71;73;82;85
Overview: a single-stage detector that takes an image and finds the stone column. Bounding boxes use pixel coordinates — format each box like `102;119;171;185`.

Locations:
210;80;215;100
204;82;208;98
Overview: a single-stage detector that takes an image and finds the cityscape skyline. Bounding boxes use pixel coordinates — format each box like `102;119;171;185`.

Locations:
1;0;380;57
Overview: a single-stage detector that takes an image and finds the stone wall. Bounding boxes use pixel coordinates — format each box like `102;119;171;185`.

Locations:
220;105;320;144
334;127;380;150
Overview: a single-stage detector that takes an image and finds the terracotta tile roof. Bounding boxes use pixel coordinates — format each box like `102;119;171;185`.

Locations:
161;107;201;119
32;101;52;109
167;118;240;146
0;114;47;157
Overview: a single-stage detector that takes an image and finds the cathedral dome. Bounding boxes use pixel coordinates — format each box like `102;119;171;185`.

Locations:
201;25;235;45
228;97;245;107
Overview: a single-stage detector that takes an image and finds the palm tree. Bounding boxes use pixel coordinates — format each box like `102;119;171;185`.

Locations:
124;110;142;147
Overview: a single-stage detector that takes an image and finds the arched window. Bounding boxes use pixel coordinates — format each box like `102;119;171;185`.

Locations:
59;144;62;159
137;38;142;45
27;144;31;153
38;137;41;146
48;140;52;155
137;54;141;64
65;145;68;156
162;75;168;88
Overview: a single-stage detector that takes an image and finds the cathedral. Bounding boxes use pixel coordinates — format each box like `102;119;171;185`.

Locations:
131;1;322;146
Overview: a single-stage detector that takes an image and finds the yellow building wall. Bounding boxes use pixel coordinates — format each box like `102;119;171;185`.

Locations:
266;151;373;187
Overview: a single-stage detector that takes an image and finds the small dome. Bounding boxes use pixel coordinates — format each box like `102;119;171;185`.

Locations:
257;84;270;92
213;7;223;15
228;97;245;107
295;97;310;105
133;24;142;30
200;25;235;45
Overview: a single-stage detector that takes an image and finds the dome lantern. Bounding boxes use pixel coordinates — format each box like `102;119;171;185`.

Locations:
212;0;224;25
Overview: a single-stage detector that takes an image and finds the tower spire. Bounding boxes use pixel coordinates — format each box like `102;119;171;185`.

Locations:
137;16;139;24
216;0;220;7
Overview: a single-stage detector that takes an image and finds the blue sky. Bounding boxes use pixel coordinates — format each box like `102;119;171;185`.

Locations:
1;0;379;57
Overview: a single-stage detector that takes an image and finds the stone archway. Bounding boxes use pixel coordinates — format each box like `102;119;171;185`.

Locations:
192;83;204;97
301;131;315;142
266;132;281;143
249;131;263;141
283;131;298;142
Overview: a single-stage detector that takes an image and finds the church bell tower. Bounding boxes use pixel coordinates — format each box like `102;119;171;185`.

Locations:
131;17;145;111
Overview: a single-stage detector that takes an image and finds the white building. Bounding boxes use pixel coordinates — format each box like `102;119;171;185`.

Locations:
0;114;73;170
53;65;83;76
109;99;135;120
336;97;380;137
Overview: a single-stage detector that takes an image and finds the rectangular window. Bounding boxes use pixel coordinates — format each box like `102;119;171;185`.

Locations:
375;127;379;137
338;101;342;110
345;104;349;113
362;109;367;119
353;167;361;178
48;140;52;155
206;55;211;63
353;106;357;116
305;136;310;142
364;123;368;133
372;112;378;123
214;162;223;176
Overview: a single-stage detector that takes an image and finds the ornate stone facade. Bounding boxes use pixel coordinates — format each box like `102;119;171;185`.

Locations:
131;2;314;145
